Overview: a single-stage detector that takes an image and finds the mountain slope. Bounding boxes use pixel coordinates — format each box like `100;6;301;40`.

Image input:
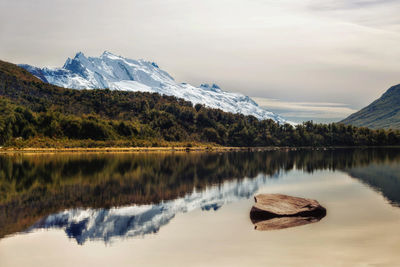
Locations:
341;84;400;129
0;59;273;146
20;51;285;123
1;59;400;148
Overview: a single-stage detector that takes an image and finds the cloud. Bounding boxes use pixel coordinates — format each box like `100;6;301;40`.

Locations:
0;0;399;111
306;0;400;28
308;0;398;11
253;97;358;123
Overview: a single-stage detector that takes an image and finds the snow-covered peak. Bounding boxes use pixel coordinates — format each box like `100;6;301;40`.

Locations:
75;51;86;58
19;51;286;122
101;50;114;57
100;50;123;61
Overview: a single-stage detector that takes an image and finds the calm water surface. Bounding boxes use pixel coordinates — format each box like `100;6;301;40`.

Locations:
1;148;400;266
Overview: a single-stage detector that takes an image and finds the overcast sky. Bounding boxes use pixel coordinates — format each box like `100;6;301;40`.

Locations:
1;0;399;122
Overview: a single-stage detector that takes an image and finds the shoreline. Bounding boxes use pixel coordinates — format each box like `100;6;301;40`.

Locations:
0;145;399;154
0;146;279;154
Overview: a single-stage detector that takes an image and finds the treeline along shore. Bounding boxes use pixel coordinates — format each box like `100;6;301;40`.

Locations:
1;59;400;148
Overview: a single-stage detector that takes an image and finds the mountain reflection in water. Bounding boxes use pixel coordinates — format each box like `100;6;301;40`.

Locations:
32;176;267;244
1;148;400;244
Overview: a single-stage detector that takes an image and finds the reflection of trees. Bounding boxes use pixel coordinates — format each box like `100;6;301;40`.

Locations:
1;148;400;238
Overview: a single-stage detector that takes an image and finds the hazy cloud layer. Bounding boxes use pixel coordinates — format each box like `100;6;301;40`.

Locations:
253;97;357;123
308;0;398;10
0;0;399;122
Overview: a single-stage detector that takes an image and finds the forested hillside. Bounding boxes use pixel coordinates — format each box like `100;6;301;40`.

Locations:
1;59;400;147
341;84;400;129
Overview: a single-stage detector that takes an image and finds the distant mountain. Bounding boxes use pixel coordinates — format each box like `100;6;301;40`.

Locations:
20;51;285;123
341;84;400;129
0;59;319;147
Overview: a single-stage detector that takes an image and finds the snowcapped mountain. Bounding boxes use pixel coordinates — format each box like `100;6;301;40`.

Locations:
29;174;271;244
20;51;286;122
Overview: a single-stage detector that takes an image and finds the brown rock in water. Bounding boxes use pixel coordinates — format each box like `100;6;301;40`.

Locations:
250;194;326;230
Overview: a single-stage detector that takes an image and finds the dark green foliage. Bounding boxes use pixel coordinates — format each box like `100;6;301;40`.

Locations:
1;59;400;147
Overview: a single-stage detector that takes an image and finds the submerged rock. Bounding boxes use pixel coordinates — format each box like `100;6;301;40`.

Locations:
250;194;326;230
252;216;324;231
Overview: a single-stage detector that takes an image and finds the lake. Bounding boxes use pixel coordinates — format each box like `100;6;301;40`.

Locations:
1;148;400;266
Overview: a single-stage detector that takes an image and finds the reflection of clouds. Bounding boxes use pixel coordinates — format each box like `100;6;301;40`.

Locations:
253;97;357;122
29;175;270;245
